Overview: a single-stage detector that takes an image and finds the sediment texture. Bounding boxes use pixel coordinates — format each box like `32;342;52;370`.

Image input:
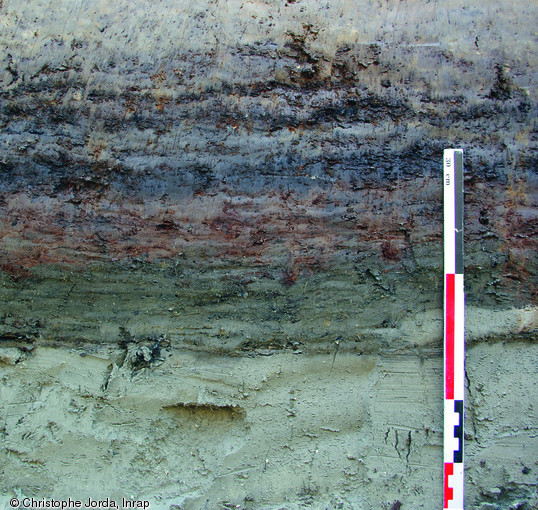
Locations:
0;1;537;508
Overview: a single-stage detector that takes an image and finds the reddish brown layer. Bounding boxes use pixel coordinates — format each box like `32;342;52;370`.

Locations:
1;176;536;296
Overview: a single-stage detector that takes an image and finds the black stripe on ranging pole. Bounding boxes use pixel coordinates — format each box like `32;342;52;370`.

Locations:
453;400;464;464
455;151;464;275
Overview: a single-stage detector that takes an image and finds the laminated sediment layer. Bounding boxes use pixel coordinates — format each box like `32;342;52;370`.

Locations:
1;0;536;350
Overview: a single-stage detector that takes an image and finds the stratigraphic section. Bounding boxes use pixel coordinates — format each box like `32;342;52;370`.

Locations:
1;0;537;351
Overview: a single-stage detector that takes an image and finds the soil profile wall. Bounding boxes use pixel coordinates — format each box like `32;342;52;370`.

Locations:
0;1;536;508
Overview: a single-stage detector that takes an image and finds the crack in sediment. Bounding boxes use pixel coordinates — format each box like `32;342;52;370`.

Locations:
405;431;412;464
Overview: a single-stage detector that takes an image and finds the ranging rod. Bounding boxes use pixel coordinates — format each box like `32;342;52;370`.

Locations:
443;149;465;510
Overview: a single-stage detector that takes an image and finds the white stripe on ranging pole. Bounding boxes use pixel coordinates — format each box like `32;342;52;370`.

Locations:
443;149;465;510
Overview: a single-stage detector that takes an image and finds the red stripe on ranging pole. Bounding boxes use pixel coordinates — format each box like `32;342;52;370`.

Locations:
446;273;455;400
444;463;454;508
